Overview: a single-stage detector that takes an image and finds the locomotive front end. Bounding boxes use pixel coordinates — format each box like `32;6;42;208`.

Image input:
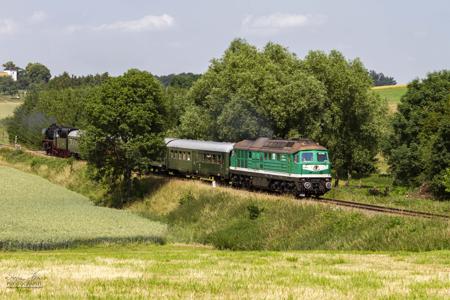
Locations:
295;150;332;196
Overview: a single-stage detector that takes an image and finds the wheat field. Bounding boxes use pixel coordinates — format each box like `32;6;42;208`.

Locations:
0;166;167;250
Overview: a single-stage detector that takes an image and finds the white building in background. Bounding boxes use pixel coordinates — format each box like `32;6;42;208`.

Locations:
0;70;18;81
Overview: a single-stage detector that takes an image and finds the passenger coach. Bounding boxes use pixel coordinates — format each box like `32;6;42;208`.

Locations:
163;138;234;179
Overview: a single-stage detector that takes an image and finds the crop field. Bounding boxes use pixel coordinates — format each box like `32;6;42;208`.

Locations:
0;166;166;250
0;100;21;120
372;84;407;112
0;244;449;299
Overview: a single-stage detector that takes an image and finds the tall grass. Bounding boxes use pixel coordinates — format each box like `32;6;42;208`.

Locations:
129;180;450;251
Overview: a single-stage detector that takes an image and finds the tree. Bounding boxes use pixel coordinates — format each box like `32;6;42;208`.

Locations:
3;61;18;71
25;62;51;85
0;76;18;95
157;73;201;88
217;97;272;141
386;70;450;198
180;39;327;141
81;69;168;205
369;70;397;86
302;51;388;185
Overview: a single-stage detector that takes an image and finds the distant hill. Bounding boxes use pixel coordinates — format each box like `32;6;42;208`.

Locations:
372;84;407;112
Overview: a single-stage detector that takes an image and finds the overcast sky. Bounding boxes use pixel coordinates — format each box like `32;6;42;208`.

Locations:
0;0;449;83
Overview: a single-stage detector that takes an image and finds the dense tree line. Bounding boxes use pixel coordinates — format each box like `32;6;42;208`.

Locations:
385;70;450;198
369;70;397;86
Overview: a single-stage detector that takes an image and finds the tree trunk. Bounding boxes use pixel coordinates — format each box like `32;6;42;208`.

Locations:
334;174;340;187
123;167;132;204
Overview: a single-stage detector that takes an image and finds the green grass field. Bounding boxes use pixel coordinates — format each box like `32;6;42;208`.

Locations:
0;166;166;250
372;84;407;112
0;97;22;144
0;98;21;120
0;244;449;299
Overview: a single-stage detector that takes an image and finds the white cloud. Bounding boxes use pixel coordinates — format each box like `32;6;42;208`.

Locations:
95;14;174;32
242;13;326;34
66;14;174;33
0;18;17;34
30;11;47;23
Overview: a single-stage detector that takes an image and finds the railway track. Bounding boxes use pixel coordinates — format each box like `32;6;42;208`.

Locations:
315;197;450;220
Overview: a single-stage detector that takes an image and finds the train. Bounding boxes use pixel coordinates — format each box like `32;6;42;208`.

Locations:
42;124;81;158
42;125;332;196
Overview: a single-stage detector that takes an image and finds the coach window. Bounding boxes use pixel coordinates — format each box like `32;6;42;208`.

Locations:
271;153;276;160
280;154;287;161
187;152;191;161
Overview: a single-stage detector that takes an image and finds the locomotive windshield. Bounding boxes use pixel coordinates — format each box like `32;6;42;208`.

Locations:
317;152;329;162
301;152;314;162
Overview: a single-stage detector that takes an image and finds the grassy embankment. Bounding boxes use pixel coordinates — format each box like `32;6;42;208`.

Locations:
0;165;166;250
1;244;449;299
0;148;448;252
372;84;407;113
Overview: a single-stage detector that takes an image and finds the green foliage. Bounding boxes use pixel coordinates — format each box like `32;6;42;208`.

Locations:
386;70;450;198
443;168;450;193
0;165;166;250
179;39;327;141
47;71;109;89
157;73;201;88
6;87;92;148
2;61;18;71
369;70;397;86
25;62;51;86
0;76;18;95
81;69;168;205
247;203;264;220
302;50;388;180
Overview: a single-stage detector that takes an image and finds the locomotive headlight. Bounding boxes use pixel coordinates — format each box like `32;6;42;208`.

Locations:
325;182;332;189
304;182;312;190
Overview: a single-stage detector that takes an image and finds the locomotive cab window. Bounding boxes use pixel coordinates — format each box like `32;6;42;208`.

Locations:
317;152;328;162
301;152;314;162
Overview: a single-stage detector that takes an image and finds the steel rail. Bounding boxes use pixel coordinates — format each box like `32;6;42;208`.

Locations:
316;197;450;220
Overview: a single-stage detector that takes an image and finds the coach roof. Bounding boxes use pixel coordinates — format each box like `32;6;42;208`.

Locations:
165;138;235;153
